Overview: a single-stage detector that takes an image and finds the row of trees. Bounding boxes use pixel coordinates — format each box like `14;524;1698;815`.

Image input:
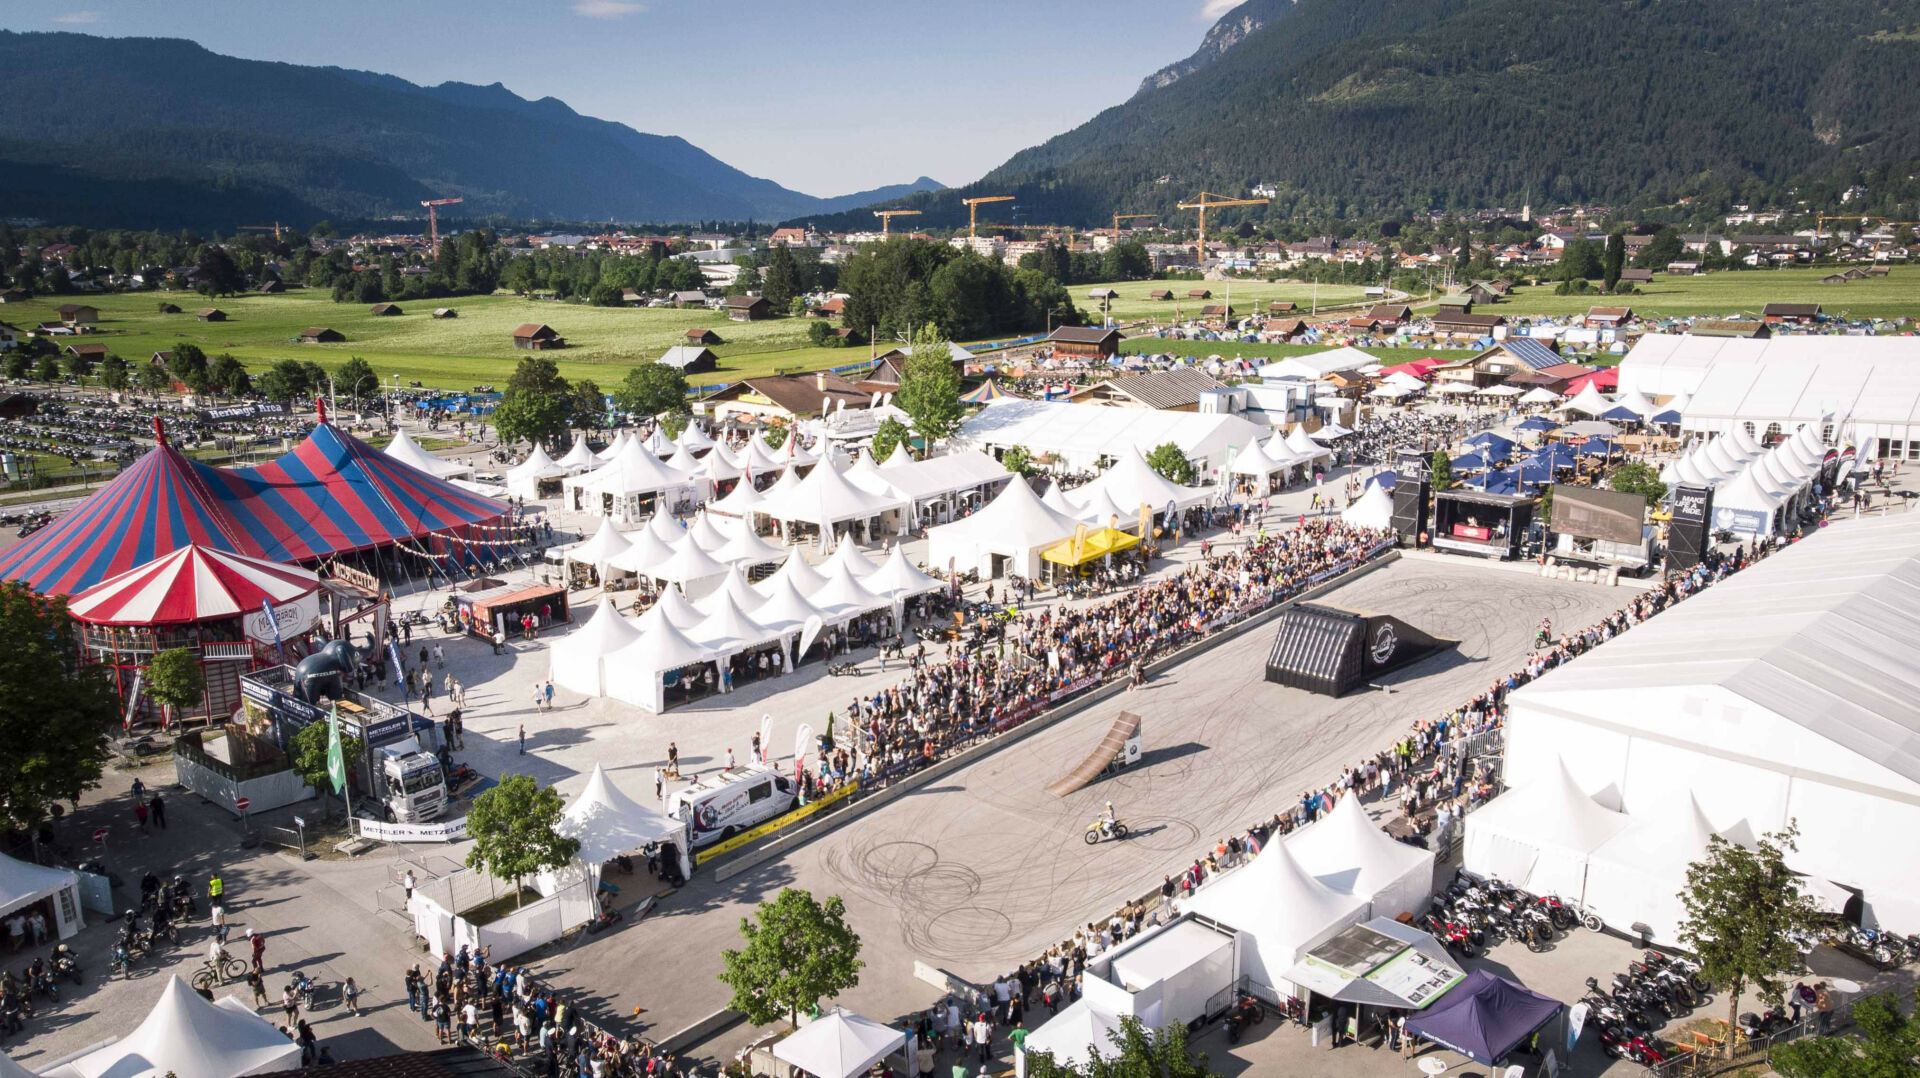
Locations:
490;354;692;450
838;238;1078;343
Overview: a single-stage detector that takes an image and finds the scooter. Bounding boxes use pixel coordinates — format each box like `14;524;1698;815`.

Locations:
1084;818;1130;844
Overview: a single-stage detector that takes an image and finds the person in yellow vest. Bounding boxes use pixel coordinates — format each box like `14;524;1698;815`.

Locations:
208;874;225;906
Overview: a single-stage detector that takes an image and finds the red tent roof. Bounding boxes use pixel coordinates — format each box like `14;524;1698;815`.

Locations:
68;544;319;625
1562;367;1621;395
1378;357;1450;380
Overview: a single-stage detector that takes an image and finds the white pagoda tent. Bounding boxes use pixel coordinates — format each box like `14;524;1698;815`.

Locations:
0;852;82;941
549;596;642;697
867;545;943;600
709;469;768;517
696;567;767;617
751;573;828;637
756;548;829;598
1180;840;1368;1001
506;444;569;500
756;457;907;540
1339;483;1396;531
555;434;598;472
605;621;719;712
1562;381;1615;417
650;536;732;595
927;477;1081;580
1284;793;1434;921
631;584;704;633
385;427;474;479
1285;423;1335;465
563;517;633;577
1073;447;1209;515
40;975;300;1078
1463;758;1630;903
558;763;693;881
1016;1001;1124;1078
773;1008;907;1078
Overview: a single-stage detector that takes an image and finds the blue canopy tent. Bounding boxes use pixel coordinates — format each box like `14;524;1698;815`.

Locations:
1403;969;1563;1066
1649;409;1682;425
1366;470;1397;491
1600;405;1642;423
1480;458;1556;495
1577;438;1618;458
1529;443;1578;470
1451;450;1495;473
1461;431;1516;458
1514;416;1557;433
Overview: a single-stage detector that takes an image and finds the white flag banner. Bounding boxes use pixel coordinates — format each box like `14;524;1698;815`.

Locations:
793;723;815;765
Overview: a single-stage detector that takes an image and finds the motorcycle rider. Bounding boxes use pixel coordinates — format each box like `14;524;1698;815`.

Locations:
1100;802;1119;838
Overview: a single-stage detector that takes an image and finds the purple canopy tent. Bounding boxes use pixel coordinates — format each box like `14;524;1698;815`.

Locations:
1402;969;1563;1065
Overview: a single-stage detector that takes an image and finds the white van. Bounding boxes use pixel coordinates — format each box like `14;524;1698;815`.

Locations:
666;767;797;846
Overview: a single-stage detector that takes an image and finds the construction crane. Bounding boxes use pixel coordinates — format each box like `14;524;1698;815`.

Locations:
961;195;1015;238
873;209;922;236
1112;213;1156;234
1175;192;1269;265
238;223;287;240
420;197;464;256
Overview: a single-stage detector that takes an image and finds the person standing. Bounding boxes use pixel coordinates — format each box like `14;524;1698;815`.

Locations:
149;792;167;829
282;983;300;1025
1814;982;1833;1034
518;723;527;755
249;927;266;973
343;976;361;1016
133;798;149;833
247;967;268;1011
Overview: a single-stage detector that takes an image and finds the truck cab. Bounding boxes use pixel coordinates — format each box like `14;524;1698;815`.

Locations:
378;747;447;822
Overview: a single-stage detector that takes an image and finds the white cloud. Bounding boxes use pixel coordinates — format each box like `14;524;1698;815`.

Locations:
1200;0;1242;18
52;10;103;23
572;0;643;16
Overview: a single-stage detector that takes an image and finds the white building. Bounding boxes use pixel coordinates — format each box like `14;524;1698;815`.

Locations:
953;398;1268;479
1493;513;1920;933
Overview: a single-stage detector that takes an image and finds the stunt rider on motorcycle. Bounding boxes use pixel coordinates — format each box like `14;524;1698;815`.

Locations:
1100;802;1118;838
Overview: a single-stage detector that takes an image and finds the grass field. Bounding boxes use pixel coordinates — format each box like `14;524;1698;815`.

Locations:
1477;266;1920;322
0;290;842;390
1078;278;1371;323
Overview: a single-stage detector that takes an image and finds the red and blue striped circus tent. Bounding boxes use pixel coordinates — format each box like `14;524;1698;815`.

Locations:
0;422;508;596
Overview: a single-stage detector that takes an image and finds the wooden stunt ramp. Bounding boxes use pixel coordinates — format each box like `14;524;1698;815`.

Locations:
1048;711;1142;797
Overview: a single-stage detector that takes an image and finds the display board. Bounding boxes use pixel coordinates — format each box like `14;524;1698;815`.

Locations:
1549;484;1647;545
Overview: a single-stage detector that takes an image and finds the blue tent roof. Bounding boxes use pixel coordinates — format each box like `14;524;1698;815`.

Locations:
1403;969;1563;1066
1451;450;1494;472
1462;431;1516;457
1529;443;1578;468
1514;416;1557;432
1649;409;1682;424
1366;470;1397;491
1600;405;1642;422
1480;458;1556;494
1577;438;1618;457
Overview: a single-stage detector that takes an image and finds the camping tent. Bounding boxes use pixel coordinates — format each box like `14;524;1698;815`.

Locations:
1285;794;1434;921
774;1008;907;1078
558;764;692;881
549;597;642;698
1580;795;1718;946
1181;840;1368;1000
40;975;301;1078
927;477;1081;580
1340;485;1395;531
0;852;82;941
1463;758;1629;902
1015;1001;1125;1078
1402;969;1563;1067
384;427;474;479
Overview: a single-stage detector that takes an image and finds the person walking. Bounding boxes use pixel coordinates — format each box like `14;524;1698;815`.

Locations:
433;643;445;669
149;792;167;829
247;967;268;1011
249;927;266;973
518;723;527;755
344;976;361;1016
543;681;554;711
208;872;224;907
133;798;149;833
530;684;543;713
211;901;228;943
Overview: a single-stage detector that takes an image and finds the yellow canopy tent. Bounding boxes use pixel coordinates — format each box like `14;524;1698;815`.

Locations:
1041;526;1142;568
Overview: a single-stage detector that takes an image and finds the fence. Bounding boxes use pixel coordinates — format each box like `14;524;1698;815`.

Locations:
1640;1001;1853;1077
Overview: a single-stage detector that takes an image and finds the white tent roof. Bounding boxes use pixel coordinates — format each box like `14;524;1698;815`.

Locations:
641;427;673;454
1614;388;1660;418
700;447;744;483
1285;793;1433;902
611;618;717;675
555;434;598;470
0;1051;33;1078
809;562;891;619
757;548;828;598
1340;484;1396;531
878;444;914;470
1381;371;1427;392
1182;839;1368;986
565;517;633;572
776;429;817;467
659;447;703;480
691;591;785;651
595;431;631;462
507;444;568;484
1072;485;1141;528
927;477;1080;556
1286;423;1334;462
1478;384;1524;397
1040;482;1082;517
1625;334;1920;427
684;512;731;553
1519;387;1563;404
772;1008;906;1078
867;545;943;598
752;573;827;634
1432;381;1479;396
1230;439;1286;477
42;975;301;1078
1075;447;1210;512
847;447;881;477
0;851;76;917
559;764;686;866
710;472;767;516
550;596;644;696
575;438;687;496
1563;382;1615;416
825;540;880;578
696;567;767;617
1258;346;1376;381
759;457;907;528
675;424;717;453
607;527;678;577
1020;1001;1125;1073
384;427;473;478
1369;383;1416;399
743;433;789;473
954;398;1271;470
1714;461;1788;514
1310;422;1353;441
650;535;733;588
1467;758;1630;855
644;507;686;546
711;521;786;569
631;584;704;633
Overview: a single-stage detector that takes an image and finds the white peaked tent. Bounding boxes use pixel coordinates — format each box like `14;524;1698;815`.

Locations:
41;975;301;1078
757;548;829;598
1519;386;1563;405
644;506;686;546
605;620;718;712
595;431;631;462
701;446;744;486
659;447;703;482
752;573;827;637
1040;482;1082;518
507;444;568;499
1562;381;1614;417
651;536;732;595
632;584;704;633
676;423;717;454
1381;371;1427;393
879;445;914;470
1182;840;1368;1000
777;429;817;467
1016;1001;1126;1078
1074;485;1143;530
810;562;891;622
690;590;786;655
1728;422;1766;458
1074;447;1208;514
825;539;880;578
0;852;82;941
848;447;882;478
0;1050;33;1078
549;597;642;697
1613;388;1660;419
710;469;768;517
1229;439;1287;480
684;512;731;553
927;477;1081;579
867;545;943;599
566;438;694;521
1310;422;1353;441
697;567;767;617
712;521;787;570
565;517;633;575
385;427;474;479
607;526;678;578
1340;484;1396;531
1286;424;1334;464
773;1008;907;1078
641;427;673;454
558;764;693;880
1713;464;1789;534
744;433;790;473
758;457;907;534
1580;796;1719;946
1463;758;1630;902
1285;794;1435;920
555;434;598;472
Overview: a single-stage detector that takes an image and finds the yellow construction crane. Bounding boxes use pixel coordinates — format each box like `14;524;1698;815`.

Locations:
1175;192;1269;265
1112;213;1156;234
873;209;922;236
961;195;1015;237
238;223;287;240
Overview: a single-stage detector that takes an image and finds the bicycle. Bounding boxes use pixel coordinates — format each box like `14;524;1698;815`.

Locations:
191;954;249;992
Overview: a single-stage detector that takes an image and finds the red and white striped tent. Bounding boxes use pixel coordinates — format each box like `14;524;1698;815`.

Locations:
67;545;320;626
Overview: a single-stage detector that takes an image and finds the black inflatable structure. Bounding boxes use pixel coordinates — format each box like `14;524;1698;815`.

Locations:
1264;604;1455;696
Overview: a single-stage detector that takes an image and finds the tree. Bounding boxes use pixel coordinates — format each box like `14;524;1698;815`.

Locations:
256;358;311;401
1603;231;1626;290
1772;989;1920;1078
334;356;379;403
894;324;964;447
135;358;171;392
194;246;247;297
207;354;250;397
492;356;574;449
288;720;364;808
1558;238;1603;281
1638;227;1684;269
62;347;94;381
1000;445;1035;477
34;353;61;383
570;379;606;432
1429;448;1453;491
762;243;801;312
1679;824;1824;1055
463;774;579;909
97;352;129;392
611;361;690;422
868;416;910;465
1144;442;1195;485
167;343;209;393
0;583;119;831
146;648;206;725
1606;461;1668;503
718;887;864;1029
3;351;28;380
1024;1016;1221;1078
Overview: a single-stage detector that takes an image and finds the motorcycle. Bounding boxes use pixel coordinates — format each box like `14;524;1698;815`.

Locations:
1738;1005;1792;1041
51;945;81;986
110;942;134;979
1223;992;1264;1044
826;661;860;677
1084;818;1130;845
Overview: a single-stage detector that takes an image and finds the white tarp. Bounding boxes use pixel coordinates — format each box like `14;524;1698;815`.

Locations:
549;597;642;697
1285;793;1435;921
1180;840;1367;1000
42;976;301;1078
1463;758;1629;903
773;1008;907;1078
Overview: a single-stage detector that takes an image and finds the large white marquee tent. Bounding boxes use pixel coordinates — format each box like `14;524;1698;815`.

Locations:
927;476;1083;579
954;398;1270;478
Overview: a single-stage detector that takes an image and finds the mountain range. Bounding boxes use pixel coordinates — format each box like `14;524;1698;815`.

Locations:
814;0;1920;230
0;31;942;229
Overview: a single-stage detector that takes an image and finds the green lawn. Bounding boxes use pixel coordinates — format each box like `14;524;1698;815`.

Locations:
1486;266;1920;322
1078;278;1371;323
1;289;841;390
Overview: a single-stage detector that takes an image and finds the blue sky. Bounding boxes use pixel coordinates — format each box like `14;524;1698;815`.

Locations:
4;0;1238;196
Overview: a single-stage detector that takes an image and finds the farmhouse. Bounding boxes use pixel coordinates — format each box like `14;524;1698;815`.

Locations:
704;371;871;423
299;327;346;344
1047;326;1123;360
1585;306;1632;328
512;323;565;350
1429;311;1507;340
724;295;772;321
684;328;723;345
1364;304;1412;324
55;303;98;324
1761;303;1820;323
655;346;718;374
196;308;227;322
370;303;403;316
